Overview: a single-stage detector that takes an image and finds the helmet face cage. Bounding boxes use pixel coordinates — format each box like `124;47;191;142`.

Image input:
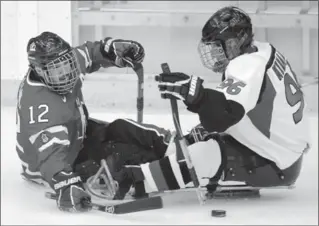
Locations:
34;49;80;95
198;40;229;73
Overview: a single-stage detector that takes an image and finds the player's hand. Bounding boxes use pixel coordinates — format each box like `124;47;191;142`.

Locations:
155;72;204;105
185;124;217;145
52;170;92;212
102;38;145;68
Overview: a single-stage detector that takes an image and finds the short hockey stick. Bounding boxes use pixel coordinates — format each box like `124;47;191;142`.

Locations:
160;63;206;205
121;58;144;123
172;113;206;205
160;63;183;161
133;63;144;123
45;192;163;214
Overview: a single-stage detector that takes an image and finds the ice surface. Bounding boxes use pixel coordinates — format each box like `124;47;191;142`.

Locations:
1;107;318;225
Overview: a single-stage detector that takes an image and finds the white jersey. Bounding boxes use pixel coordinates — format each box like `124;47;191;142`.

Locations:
215;41;309;170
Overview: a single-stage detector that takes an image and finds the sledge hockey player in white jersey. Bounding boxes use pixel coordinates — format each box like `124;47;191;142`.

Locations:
101;6;310;199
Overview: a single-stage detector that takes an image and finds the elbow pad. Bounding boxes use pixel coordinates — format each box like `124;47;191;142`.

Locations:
190;89;245;133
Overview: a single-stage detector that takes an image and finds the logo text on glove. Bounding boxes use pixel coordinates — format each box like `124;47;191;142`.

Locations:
189;77;198;96
54;176;82;190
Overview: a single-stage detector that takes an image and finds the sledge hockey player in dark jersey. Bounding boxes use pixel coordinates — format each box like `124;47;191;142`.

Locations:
16;31;173;212
101;6;310;200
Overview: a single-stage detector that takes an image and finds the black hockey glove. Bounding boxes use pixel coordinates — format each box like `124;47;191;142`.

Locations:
184;124;217;145
51;170;92;212
102;38;145;68
155;72;204;105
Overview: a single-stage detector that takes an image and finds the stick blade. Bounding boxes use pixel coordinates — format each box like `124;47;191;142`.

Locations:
113;196;163;214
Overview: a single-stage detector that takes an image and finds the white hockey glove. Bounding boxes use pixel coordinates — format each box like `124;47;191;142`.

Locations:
155;72;204;105
102;38;145;68
51;170;92;212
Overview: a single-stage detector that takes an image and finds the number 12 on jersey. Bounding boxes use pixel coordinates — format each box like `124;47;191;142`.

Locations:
29;105;49;124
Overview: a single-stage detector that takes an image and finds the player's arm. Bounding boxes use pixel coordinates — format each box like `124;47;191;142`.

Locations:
186;88;246;133
27;124;91;212
74;38;145;74
19;94;90;212
28;124;70;182
155;55;266;133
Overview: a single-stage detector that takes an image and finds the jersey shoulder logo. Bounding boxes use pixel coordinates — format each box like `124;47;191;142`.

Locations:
41;133;49;143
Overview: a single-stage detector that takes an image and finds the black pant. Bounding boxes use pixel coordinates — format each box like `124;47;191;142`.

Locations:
75;118;303;188
74;118;170;179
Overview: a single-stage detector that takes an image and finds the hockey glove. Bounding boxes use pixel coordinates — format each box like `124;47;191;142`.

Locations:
184;124;217;145
155;72;204;105
102;38;145;68
51;170;92;212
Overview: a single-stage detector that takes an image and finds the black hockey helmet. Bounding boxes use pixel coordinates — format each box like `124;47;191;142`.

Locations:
198;6;253;73
27;31;81;95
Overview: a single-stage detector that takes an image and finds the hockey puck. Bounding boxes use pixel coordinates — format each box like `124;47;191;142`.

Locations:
211;210;226;217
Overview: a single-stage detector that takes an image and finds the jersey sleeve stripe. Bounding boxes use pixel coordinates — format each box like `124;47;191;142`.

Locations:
84;45;92;67
29;125;68;144
122;118;170;145
16;141;24;153
38;137;70;152
77;47;92;68
20;160;42;176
